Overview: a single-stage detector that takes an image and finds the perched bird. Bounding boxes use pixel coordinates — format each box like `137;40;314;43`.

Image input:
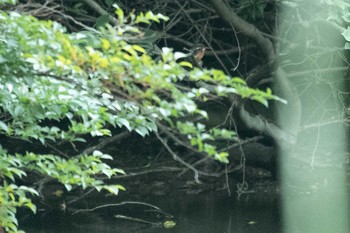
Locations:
193;46;206;63
190;45;206;68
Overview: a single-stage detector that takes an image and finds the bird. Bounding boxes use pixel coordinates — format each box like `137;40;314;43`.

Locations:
190;46;206;68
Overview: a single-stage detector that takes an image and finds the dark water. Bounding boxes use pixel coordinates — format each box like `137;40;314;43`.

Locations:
22;190;280;233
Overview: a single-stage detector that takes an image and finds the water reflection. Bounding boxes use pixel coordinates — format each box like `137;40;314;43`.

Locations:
22;190;281;233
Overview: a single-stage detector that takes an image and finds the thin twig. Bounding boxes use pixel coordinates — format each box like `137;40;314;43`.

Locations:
72;201;167;216
219;135;265;152
225;164;231;196
66;188;95;205
108;166;183;179
155;132;200;183
156;123;199;153
114;214;162;226
46;142;70;158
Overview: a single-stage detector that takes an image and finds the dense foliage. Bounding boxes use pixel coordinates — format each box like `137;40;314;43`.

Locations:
1;0;349;232
0;2;282;232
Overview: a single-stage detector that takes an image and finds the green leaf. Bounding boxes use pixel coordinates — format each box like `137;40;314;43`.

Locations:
232;77;247;85
252;95;268;107
179;61;193;68
24;202;37;213
64;184;72;191
113;168;126;175
0;121;9;133
114;5;124;22
116;118;131;131
155;13;169;22
135;126;149;137
132;44;146;54
14;105;24;117
103;184;124;195
92;150;103;157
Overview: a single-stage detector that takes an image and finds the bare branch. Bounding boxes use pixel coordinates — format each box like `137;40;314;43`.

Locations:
155;132;200;182
208;0;275;62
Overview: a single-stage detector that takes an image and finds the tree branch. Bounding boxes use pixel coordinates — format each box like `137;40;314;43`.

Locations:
207;0;275;62
81;0;118;26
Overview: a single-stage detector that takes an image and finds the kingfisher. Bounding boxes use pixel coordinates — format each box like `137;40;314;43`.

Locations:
188;45;206;68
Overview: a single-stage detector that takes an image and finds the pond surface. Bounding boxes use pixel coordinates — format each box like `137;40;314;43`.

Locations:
22;189;281;233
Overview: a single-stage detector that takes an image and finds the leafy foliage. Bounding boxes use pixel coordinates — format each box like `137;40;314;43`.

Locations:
0;4;280;233
0;146;124;233
0;0;15;5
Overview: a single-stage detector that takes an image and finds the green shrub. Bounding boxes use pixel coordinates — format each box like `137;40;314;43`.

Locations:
0;5;279;232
